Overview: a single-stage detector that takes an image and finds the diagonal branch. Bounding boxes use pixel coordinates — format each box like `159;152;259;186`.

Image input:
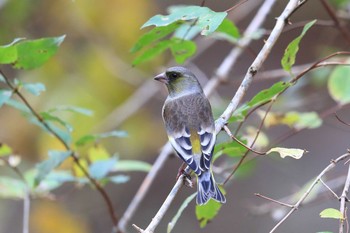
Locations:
320;0;350;45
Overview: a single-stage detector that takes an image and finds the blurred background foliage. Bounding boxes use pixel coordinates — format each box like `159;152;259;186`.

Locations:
0;0;350;233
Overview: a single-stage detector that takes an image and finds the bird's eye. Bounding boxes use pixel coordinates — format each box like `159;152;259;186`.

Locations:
168;72;179;79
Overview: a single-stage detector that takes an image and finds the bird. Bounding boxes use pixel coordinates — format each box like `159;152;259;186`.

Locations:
154;66;226;205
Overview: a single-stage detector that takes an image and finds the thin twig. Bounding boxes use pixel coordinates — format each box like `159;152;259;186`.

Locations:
320;0;350;45
251;175;347;216
1;157;30;233
225;0;248;13
224;98;275;184
335;112;350;127
269;153;350;233
320;178;340;199
223;125;266;155
0;70;120;229
255;193;294;208
339;163;350;233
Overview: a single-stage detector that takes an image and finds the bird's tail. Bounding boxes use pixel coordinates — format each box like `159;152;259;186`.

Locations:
197;170;226;205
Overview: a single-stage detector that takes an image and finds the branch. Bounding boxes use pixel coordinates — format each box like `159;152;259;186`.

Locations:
224;98;275;184
251;175;347;216
0;70;120;229
1;157;30;233
223;125;266;156
339;159;350;233
133;168;190;233
214;0;306;133
269;152;350;233
320;0;350;45
335;112;350;127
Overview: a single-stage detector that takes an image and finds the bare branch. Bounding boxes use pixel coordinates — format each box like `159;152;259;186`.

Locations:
132;169;190;233
320;0;350;45
255;193;294;208
339;163;350;233
224;98;275;184
269;153;350;233
223;125;266;155
335;112;350;127
320;178;340;199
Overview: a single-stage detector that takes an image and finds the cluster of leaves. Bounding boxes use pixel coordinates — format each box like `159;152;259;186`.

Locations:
131;5;240;66
0;36;151;201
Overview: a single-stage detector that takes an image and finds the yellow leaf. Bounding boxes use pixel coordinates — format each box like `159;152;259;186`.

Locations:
267;147;307;159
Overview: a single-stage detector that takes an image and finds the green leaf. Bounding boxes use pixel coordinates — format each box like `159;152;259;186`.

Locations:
114;160;152;172
143;6;227;36
132;37;196;66
169;38;196;64
0;38;24;64
131;22;182;53
259;111;322;130
25;169;75;194
35;150;72;186
286;111;322;129
328;63;350;105
5;98;31;114
281;20;316;72
213;139;247;160
22;82;46;96
196;192;224;228
76;130;127;146
168;193;196;233
108;175;130;184
14;35;66;69
0;89;12;108
320;208;344;220
231;81;291;122
0;177;26;199
89;156;118;179
0;143;12;157
132;39;172;66
213;18;240;43
40;112;73;132
0;36;65;69
48;105;93;116
267;147;307;159
173;24;202;40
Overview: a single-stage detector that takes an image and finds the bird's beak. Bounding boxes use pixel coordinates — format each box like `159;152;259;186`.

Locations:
154;72;169;84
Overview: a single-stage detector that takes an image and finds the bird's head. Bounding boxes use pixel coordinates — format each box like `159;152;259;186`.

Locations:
154;66;203;97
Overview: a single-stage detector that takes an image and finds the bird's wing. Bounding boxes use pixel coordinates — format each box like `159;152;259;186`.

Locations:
163;94;216;175
167;125;215;175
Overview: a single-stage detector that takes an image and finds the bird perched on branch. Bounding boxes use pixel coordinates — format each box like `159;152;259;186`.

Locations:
154;66;226;205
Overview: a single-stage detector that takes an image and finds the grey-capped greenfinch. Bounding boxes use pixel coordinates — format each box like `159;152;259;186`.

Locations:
155;66;226;205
